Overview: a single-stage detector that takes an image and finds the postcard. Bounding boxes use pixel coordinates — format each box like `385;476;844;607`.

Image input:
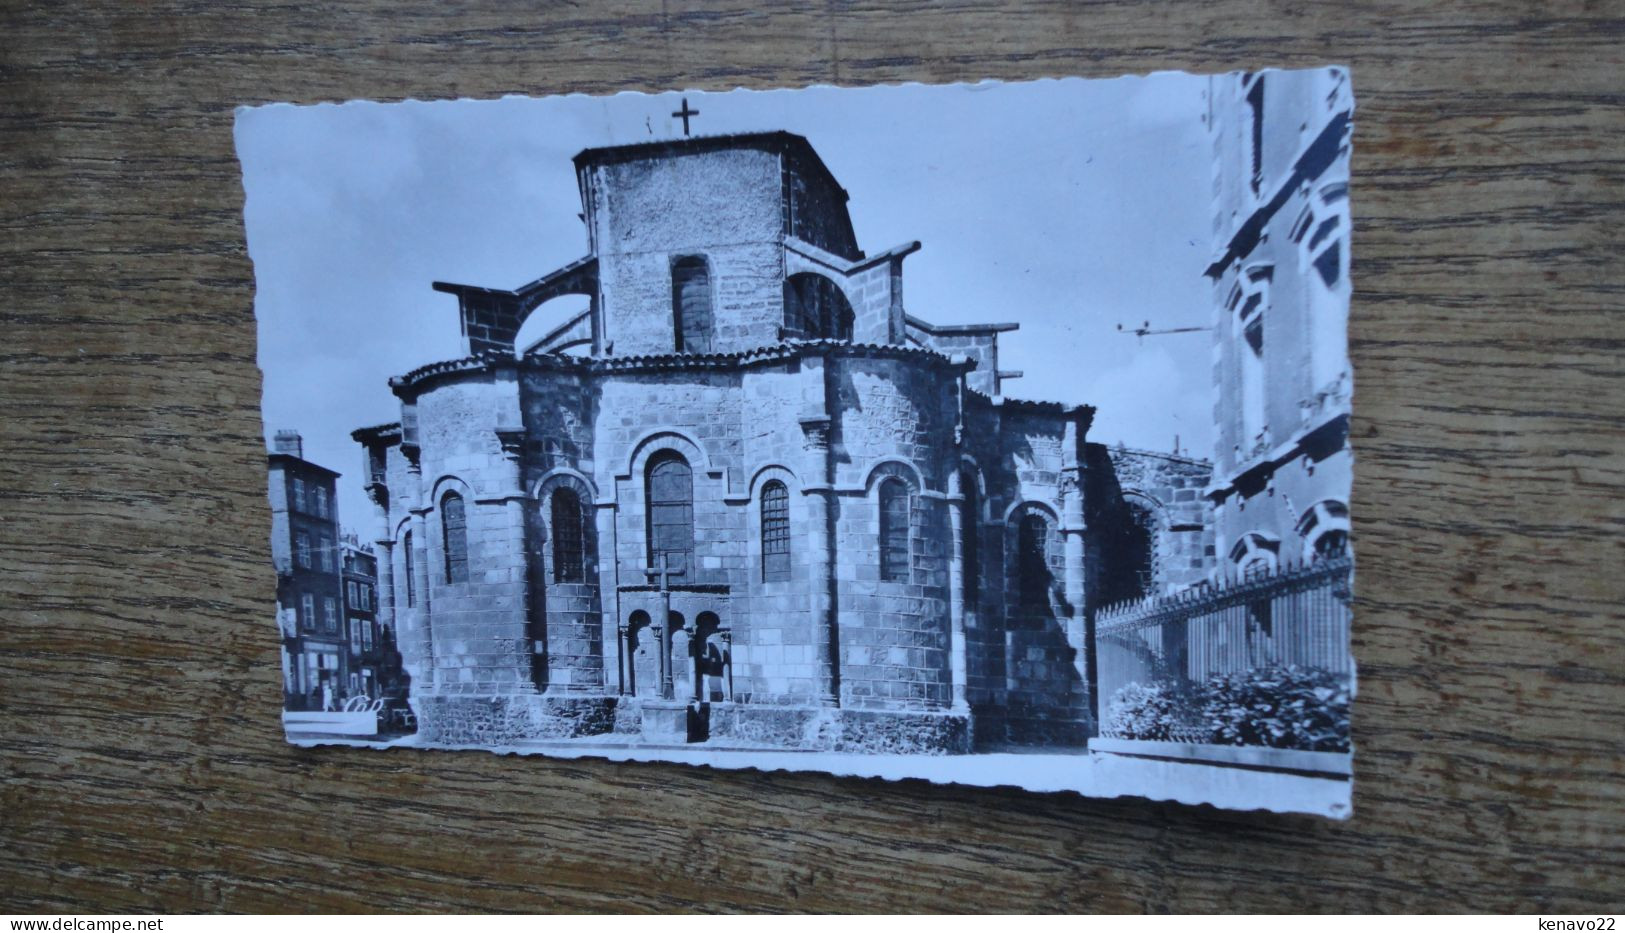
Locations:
239;69;1355;816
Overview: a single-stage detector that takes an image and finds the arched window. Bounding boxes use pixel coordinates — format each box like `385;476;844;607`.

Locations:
551;488;586;583
1116;499;1159;602
1017;513;1051;609
1297;500;1351;561
442;492;468;585
1234;264;1273;454
671;256;713;354
647;452;694;577
760;480;790;582
1229;532;1279;576
783;272;855;340
402;530;415;607
961;472;979;603
879;478;910;583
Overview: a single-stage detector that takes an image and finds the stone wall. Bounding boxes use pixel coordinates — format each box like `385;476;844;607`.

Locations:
1097;445;1216;599
588;147;787;355
784;151;859;259
358;129;1111;752
410;372;533;697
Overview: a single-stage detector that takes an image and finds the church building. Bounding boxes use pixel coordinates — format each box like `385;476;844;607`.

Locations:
352;130;1191;753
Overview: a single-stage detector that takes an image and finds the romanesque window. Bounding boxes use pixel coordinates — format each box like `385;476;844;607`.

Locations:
551;488;586;584
1017;513;1051;610
671;256;713;354
647;452;694;577
402;530;415;607
783;273;855;340
295;531;312;569
961;473;979;604
878;478;910;583
1120;500;1158;601
442;492;469;585
760;480;790;582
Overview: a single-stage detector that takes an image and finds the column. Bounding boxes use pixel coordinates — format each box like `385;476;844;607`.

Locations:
657;595;674;700
799;412;838;707
597;503;623;695
409;509;433;690
946;471;969;712
1060;413;1091;719
496;427;533;694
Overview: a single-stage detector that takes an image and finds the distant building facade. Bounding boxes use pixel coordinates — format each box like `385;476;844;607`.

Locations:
268;430;346;711
350;131;1209;753
1205;70;1354;568
340;538;380;699
1095;446;1216;603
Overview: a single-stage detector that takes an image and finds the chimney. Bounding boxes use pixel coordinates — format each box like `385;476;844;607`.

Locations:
273;430;303;458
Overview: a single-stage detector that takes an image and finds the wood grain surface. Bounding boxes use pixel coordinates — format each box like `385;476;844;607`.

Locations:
2;0;1622;914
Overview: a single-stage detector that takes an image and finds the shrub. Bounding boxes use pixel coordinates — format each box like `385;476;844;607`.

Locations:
1200;665;1350;752
1103;682;1179;741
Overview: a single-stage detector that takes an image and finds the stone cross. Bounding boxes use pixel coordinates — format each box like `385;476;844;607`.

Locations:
644;552;678;593
644;553;678;699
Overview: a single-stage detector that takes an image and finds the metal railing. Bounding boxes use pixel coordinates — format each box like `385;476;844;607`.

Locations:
1095;553;1353;744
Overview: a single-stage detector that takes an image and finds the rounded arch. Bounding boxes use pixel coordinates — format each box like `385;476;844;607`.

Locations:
437;486;471;586
394;517;420;612
1296;499;1350;561
953;454;992;520
1004;501;1063;619
545;485;592;585
428;473;474;506
1001;497;1060;526
745;462;799;501
645;449;696;579
784;251;862;321
747;465;800;586
876;473;914;584
862;457;926;495
671;254;715;354
783;271;856;340
1114;491;1166;602
515;292;594;360
620;428;714;483
1229;531;1281;575
530;466;599;504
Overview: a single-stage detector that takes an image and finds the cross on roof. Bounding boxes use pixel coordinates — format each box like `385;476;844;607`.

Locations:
671;97;699;136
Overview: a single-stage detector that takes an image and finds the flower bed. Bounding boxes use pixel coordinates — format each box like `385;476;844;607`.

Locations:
1102;665;1350;753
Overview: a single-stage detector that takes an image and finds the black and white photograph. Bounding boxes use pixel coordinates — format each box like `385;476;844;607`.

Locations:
239;69;1356;817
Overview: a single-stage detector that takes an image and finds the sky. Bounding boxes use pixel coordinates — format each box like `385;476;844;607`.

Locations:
238;74;1218;538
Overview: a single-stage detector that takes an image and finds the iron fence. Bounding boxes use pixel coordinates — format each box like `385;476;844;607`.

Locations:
1095;553;1353;744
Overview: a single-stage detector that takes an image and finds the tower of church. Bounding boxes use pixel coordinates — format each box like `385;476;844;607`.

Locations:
354;131;1108;752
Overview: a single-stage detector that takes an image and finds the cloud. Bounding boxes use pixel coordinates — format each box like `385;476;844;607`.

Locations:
1082;343;1213;458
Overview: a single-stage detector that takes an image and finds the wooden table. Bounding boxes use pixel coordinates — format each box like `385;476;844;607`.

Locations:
2;0;1620;913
